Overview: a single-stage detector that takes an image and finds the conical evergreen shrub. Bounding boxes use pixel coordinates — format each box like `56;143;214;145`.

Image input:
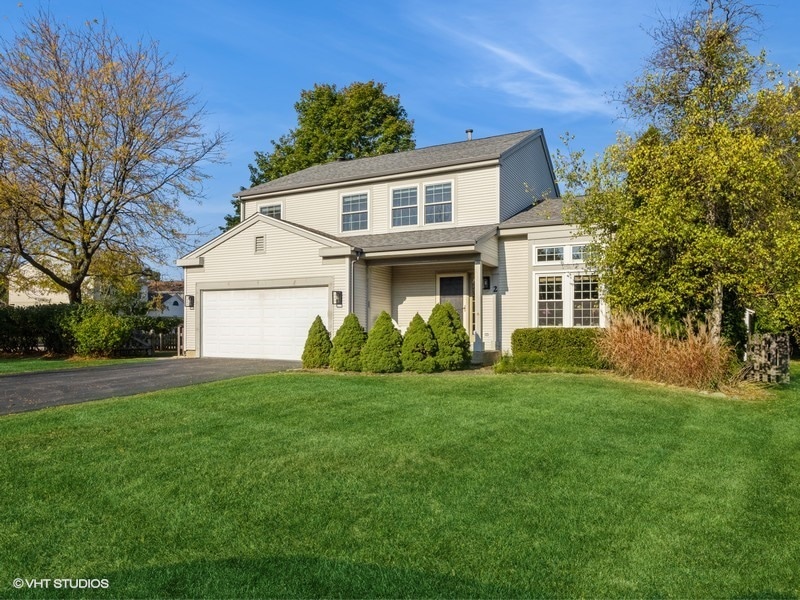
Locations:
330;313;367;372
401;313;438;373
301;315;332;368
360;311;403;373
428;302;471;370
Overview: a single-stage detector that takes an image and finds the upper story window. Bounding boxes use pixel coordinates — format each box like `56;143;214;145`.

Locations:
536;246;564;262
392;187;418;227
259;204;282;219
572;245;587;262
424;182;452;224
342;193;368;232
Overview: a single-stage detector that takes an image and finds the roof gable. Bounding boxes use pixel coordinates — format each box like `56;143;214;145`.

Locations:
237;130;541;198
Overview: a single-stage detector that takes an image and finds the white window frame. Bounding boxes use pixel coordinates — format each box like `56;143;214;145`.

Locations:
533;271;602;328
423;180;454;225
258;202;284;219
534;245;565;264
340;190;370;233
389;185;419;228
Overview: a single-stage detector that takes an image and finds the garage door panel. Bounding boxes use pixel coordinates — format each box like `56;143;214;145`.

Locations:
201;287;328;359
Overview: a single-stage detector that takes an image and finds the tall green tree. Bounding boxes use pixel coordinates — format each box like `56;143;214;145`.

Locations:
223;81;415;230
560;0;800;341
0;12;225;303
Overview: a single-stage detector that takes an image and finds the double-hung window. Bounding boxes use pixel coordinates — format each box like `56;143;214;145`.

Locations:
392;187;418;227
424;182;452;224
259;204;282;219
342;193;368;232
537;276;563;326
573;275;600;326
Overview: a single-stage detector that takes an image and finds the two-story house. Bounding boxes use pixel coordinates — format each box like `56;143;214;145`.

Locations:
178;129;605;361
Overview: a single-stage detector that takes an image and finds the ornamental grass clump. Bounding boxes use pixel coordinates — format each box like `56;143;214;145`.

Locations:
301;315;332;368
428;302;471;370
360;311;403;373
330;313;367;372
599;312;740;390
401;313;439;373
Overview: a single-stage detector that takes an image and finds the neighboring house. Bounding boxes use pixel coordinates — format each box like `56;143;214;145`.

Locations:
8;263;72;307
178;130;606;361
143;281;185;318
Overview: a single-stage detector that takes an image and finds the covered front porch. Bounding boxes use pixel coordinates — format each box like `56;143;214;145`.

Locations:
356;254;499;363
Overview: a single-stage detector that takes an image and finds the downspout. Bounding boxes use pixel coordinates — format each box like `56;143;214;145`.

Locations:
350;249;363;314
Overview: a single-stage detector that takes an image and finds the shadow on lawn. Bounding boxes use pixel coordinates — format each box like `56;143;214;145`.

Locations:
14;555;526;598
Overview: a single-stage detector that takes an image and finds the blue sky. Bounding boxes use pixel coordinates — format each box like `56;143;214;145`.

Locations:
1;1;798;277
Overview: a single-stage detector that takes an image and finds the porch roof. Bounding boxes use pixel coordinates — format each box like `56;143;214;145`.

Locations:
341;224;497;253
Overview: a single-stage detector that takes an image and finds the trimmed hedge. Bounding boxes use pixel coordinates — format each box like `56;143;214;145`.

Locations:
302;315;332;368
68;309;135;357
510;327;605;369
361;311;403;373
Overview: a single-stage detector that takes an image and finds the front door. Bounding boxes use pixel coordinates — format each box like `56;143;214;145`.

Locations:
438;275;465;325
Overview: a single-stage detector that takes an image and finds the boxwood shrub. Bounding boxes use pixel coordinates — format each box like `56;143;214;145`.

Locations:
510;327;606;369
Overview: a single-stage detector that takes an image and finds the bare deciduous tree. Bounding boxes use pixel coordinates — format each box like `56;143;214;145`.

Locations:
0;12;226;302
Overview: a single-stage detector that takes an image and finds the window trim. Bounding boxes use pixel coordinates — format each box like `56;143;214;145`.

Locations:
423;180;454;225
534;245;565;264
389;184;420;229
257;201;284;220
340;190;370;233
533;271;602;328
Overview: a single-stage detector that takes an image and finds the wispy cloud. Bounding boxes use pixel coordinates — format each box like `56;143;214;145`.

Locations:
409;2;644;117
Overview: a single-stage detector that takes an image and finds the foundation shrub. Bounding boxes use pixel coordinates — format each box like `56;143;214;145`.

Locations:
599;313;741;390
510;327;605;369
330;313;367;372
401;313;438;373
360;311;403;373
301;315;332;368
428;302;471;370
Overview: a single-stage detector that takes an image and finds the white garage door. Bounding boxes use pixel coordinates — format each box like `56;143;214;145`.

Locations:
201;287;328;360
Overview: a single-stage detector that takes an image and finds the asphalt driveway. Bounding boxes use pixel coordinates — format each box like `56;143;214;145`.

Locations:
0;357;301;416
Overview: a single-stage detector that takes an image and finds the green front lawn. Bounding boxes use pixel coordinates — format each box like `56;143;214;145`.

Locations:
1;369;799;598
0;355;158;376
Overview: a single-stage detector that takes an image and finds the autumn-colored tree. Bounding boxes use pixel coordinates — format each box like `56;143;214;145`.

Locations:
559;0;800;341
0;12;225;303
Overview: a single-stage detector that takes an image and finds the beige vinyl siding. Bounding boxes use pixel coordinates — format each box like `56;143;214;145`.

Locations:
499;136;557;222
496;235;530;352
183;219;348;353
353;261;368;327
367;265;392;329
447;166;499;226
392;265;438;332
240;164;501;240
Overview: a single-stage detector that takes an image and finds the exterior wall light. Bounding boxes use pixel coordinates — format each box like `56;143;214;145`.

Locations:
332;290;343;307
185;295;195;308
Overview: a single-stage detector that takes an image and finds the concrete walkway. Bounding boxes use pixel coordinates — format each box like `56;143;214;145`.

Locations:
0;358;300;416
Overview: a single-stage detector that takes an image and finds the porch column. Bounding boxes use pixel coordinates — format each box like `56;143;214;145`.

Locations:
473;259;483;355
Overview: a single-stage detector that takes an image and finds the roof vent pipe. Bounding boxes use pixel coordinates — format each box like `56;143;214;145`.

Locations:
466;129;473;141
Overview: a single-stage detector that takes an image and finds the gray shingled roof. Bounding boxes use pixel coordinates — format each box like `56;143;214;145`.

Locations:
499;197;567;228
237;130;541;198
330;224;497;253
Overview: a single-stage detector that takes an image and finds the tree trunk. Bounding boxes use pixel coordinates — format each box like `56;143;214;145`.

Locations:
709;281;723;345
68;284;82;304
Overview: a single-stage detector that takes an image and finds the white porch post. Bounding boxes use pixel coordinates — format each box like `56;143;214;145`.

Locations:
473;259;483;356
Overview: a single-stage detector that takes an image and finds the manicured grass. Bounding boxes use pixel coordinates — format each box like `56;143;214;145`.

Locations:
1;368;799;598
0;355;159;376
